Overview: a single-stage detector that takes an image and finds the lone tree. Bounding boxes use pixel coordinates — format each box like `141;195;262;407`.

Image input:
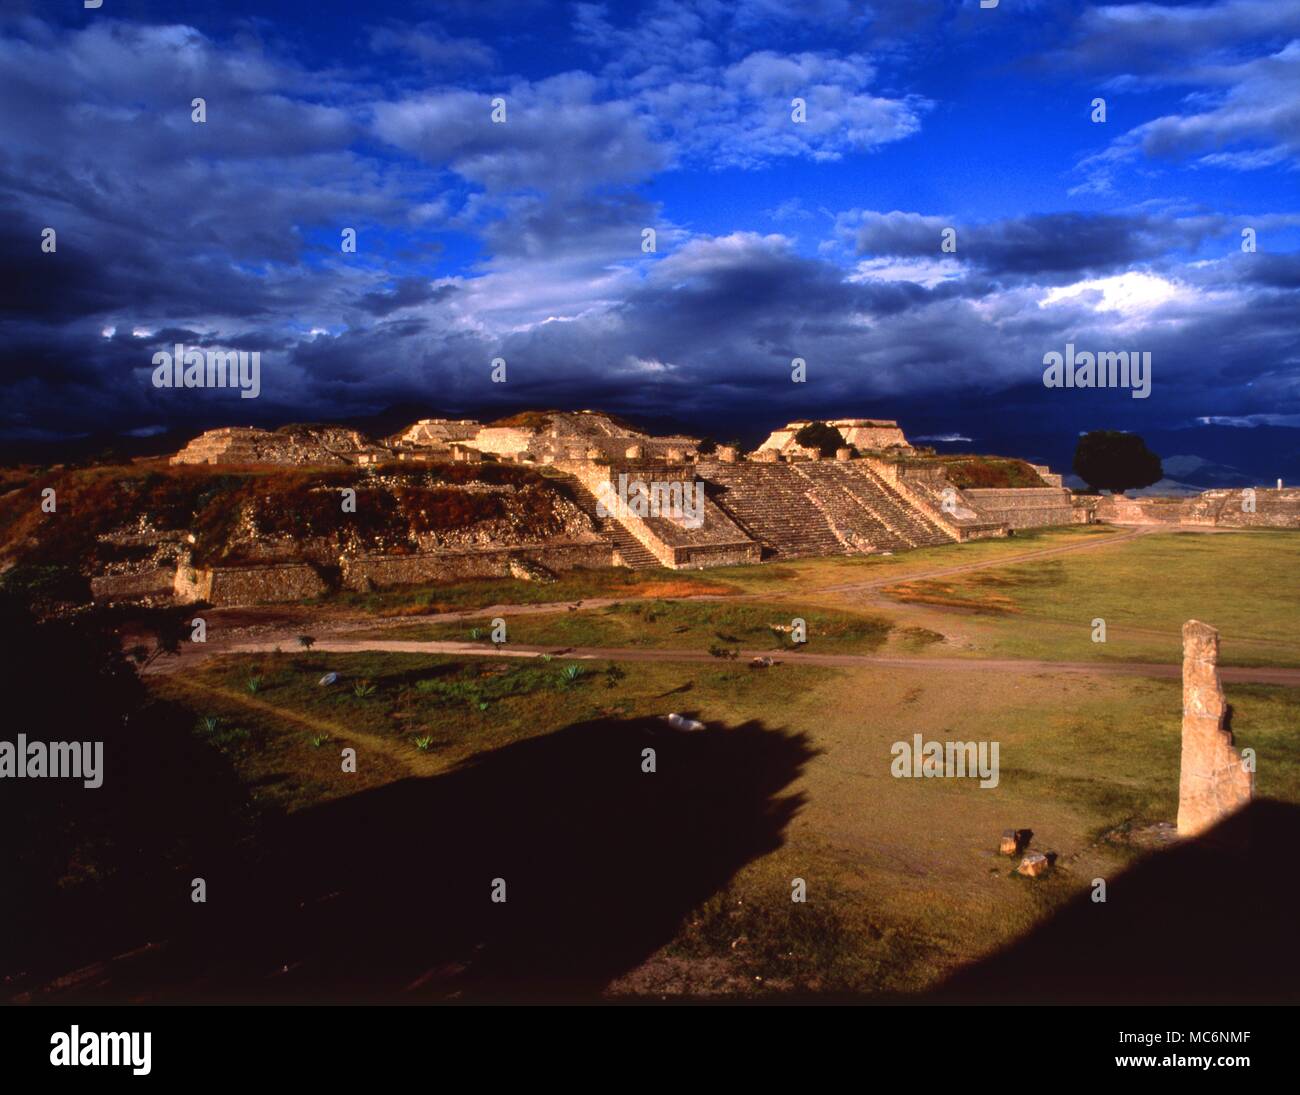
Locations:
793;421;845;458
1072;430;1163;494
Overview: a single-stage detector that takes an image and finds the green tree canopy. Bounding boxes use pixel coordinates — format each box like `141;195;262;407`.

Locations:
793;421;845;458
1072;430;1163;494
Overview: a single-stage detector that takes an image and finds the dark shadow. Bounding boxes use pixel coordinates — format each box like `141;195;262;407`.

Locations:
656;681;693;697
45;715;814;1003
932;800;1300;1004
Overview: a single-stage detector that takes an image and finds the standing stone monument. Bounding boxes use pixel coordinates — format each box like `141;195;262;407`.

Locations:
1177;620;1253;837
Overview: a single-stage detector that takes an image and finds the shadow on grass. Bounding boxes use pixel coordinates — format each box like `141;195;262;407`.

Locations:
931;799;1300;1004
57;714;815;1003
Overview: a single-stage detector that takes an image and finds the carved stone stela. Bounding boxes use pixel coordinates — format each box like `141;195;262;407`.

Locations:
1177;620;1253;837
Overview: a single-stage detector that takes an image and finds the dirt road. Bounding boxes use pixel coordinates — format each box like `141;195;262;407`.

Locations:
220;636;1300;685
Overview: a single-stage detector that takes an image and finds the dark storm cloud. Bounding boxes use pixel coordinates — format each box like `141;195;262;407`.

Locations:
844;210;1221;280
0;7;1296;451
358;278;456;317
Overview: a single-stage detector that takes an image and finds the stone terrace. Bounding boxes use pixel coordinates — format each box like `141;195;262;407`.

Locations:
170;426;372;466
701;460;956;559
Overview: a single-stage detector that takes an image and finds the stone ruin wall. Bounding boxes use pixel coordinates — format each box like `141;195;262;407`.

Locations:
90;568;177;601
170;426;367;467
465;427;537;458
339;541;614;590
174;562;328;606
955;487;1076;530
1183;487;1300;528
1095;489;1300;528
561;461;760;569
867;460;1008;541
757;419;910;455
834;421;911;452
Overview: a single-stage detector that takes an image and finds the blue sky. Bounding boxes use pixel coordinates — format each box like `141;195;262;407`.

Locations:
3;0;1299;479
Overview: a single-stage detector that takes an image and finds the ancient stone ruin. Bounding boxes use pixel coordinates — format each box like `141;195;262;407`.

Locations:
170;424;377;466
1177;620;1253;838
756;418;912;458
1095;489;1300;530
73;411;1105;606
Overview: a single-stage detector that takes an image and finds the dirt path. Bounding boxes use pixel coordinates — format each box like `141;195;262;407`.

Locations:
221;636;1300;685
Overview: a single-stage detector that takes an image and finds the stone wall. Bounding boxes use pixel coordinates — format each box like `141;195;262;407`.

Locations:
339;541;614;590
1184;488;1300;528
90;568;177;601
467;426;536;457
174;562;328;605
170;425;372;466
757;418;910;455
567;463;759;568
395;419;482;447
674;543;764;568
1094;495;1187;525
1095;489;1300;528
962;487;1076;529
870;460;1007;541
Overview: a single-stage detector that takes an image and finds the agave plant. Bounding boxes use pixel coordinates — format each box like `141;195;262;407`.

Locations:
353;679;377;698
246;675;263;694
414;735;434;751
308;733;329;748
201;715;221;734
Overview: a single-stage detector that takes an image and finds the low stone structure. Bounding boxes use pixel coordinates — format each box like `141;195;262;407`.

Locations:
174;562;329;606
961;487;1076;530
1016;852;1051;878
170;425;374;466
999;829;1032;856
151;410;1092;594
1096;488;1300;529
701;460;955;558
463;411;699;465
757;418;912;457
1177;620;1253;838
561;462;762;569
339;541;614;590
90;568;177;602
393;418;482;449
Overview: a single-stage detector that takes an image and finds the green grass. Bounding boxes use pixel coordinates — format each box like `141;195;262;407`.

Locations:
699;525;1118;595
320;567;740;615
146;526;1300;999
152;639;1300;998
151;648;833;814
351;598;894;653
885;529;1300;666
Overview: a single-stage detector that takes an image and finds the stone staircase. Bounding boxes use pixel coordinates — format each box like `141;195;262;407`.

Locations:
704;464;847;558
550;473;663;569
895;476;1008;539
797;463;954;549
703;461;955;558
